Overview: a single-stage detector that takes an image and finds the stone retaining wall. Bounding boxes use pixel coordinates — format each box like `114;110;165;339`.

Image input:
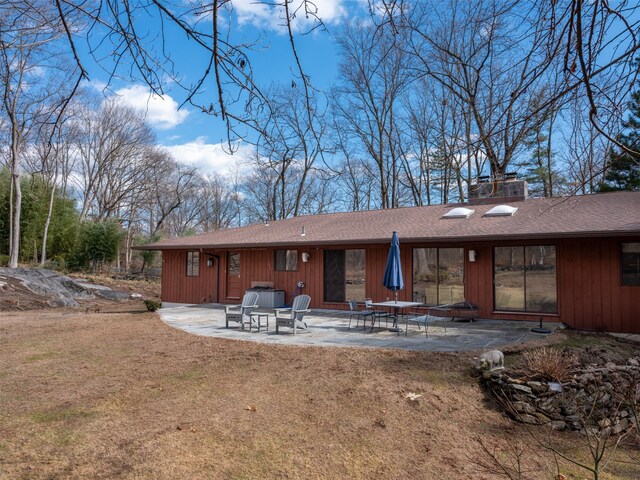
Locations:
481;356;640;434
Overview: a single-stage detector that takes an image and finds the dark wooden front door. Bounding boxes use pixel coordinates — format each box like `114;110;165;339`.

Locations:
226;252;241;299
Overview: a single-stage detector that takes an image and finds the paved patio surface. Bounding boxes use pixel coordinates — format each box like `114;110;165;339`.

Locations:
159;304;562;352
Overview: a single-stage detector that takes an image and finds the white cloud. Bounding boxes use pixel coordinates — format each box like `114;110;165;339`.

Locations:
113;85;189;130
164;138;254;176
232;0;347;31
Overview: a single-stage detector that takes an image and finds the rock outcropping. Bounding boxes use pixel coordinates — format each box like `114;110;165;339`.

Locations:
0;268;129;309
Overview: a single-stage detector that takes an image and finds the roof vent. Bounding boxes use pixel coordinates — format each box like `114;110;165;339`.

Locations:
484;205;518;217
443;207;475;219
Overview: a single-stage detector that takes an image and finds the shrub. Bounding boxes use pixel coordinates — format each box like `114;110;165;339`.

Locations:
521;347;577;382
43;255;67;272
0;254;9;267
71;220;124;272
144;299;162;312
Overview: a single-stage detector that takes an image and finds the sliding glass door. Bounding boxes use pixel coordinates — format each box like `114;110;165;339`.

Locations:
412;248;464;305
494;245;557;313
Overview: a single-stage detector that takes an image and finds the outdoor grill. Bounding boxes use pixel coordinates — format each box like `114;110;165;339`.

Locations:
245;285;285;309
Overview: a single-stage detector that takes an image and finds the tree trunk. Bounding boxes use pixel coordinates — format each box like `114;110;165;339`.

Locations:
465;109;472;200
9;171;21;268
9;174;13;258
8;121;22;269
125;220;133;271
547;113;555;197
41;171;58;266
456;174;464;203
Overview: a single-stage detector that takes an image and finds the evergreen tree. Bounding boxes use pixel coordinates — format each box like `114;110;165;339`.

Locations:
518;123;552;197
598;89;640;192
71;220;125;272
0;169;79;265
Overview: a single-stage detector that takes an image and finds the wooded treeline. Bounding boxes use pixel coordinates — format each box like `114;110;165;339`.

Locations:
0;0;638;270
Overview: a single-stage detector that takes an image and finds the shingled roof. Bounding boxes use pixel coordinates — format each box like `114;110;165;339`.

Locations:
140;191;640;250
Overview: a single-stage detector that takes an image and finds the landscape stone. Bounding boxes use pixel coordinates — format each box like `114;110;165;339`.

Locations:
526;381;547;393
613;418;629;434
535;412;550;423
519;414;538;424
513;401;536;415
510;384;533;394
480;355;639;435
548;420;566;430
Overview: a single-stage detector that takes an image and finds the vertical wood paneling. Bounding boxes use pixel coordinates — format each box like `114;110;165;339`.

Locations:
368;246;385;302
621;242;634;334
602;241;615;332
160;236;640;333
591;242;603;330
574;241;584;328
480;245;493;318
160;250;217;304
463;247;476;308
558;242;573;327
556;237;640;333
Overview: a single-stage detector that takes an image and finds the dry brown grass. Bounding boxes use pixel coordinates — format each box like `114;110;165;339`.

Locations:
521;347;578;382
0;303;638;479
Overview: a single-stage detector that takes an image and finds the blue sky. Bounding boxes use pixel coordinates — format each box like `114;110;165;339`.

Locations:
80;0;367;176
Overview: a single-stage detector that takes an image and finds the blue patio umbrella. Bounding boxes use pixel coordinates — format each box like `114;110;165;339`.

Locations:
383;231;404;303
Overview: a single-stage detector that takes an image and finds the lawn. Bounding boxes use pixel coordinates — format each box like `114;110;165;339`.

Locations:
0;303;638;479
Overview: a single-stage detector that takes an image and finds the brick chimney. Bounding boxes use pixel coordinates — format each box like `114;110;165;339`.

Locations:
468;173;528;205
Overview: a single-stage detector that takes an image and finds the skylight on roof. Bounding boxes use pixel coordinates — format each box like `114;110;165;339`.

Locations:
442;207;475;219
484;205;518;217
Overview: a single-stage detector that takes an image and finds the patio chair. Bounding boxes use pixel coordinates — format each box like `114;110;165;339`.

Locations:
225;291;260;329
347;299;374;330
404;306;447;338
275;294;311;335
364;298;391;330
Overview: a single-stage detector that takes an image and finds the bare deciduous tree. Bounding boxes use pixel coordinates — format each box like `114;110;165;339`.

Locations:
0;3;76;267
199;173;240;232
560;95;610;194
46;0;328;147
333;20;415;209
247;85;327;220
71;98;156;221
374;0;640;183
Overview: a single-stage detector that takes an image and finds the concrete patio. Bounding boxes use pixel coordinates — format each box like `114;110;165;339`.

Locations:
159;304;562;352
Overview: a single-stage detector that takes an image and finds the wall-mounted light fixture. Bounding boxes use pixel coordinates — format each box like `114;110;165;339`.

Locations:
468;249;477;262
302;252;310;263
207;258;214;267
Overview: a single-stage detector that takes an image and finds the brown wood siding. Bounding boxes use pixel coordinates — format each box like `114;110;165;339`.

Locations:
160;236;640;334
556;237;640;333
161;250;218;304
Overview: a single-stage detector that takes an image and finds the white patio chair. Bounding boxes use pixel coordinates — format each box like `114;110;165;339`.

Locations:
275;294;311;335
225;291;260;329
